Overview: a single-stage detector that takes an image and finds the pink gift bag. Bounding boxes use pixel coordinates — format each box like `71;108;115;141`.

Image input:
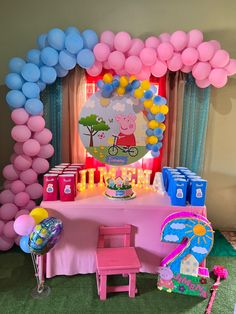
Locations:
63;170;78;185
43;174;58;201
59;174;75;201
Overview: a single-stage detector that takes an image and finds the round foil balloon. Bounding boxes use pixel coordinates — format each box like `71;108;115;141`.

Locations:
28;217;63;255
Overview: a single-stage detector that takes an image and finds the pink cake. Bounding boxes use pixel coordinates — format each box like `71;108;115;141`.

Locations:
105;176;134;199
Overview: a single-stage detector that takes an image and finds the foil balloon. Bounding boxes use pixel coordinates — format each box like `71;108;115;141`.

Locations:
29;217;63;255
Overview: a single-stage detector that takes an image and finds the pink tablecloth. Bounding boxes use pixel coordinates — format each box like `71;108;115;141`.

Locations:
41;188;206;278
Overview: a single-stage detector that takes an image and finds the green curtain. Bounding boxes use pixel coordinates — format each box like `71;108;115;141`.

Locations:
41;78;63;167
179;74;211;175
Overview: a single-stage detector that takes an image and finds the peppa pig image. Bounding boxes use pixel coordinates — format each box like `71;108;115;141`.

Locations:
157;266;174;292
115;114;136;147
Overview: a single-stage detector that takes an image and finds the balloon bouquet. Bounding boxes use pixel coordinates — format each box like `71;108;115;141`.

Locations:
14;207;63;298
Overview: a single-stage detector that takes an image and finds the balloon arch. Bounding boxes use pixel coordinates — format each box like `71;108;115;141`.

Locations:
0;27;236;251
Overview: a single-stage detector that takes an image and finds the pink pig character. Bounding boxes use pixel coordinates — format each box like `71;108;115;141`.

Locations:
115;114;136;147
157;266;174;292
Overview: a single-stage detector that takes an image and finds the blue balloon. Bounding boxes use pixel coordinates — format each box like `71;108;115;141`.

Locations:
147;112;155;121
41;47;58;67
153;95;162;105
21;63;40;82
82;29;98;50
40;66;57;84
150;85;157;94
103;83;113;93
54;64;69;78
157;142;163;149
97;79;104;89
131;80;140;89
125;83;132;92
22;82;40;98
37;33;48;49
146;128;154;136
20;236;31;254
151;150;160;158
102;90;112;98
59;50;76;70
47;28;65;51
8;57;26;74
160;97;167;105
5;73;24;90
37;80;46;92
155;113;165;123
77;49;95;69
144;90;153;100
152;144;160;153
6;90;26;108
26;49;41;66
65;26;81;36
65;33;84;54
153;127;163;137
25;98;43;115
146;143;153;150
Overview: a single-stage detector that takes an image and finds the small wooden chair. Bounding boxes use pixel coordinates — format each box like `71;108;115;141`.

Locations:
96;224;141;300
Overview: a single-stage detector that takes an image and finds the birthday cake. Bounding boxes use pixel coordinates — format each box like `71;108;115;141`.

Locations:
105;176;134;199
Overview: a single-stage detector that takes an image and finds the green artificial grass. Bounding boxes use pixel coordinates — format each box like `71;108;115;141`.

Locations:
0;233;236;314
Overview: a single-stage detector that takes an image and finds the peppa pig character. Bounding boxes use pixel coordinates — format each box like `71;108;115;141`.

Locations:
115;114;136;147
157;266;174;292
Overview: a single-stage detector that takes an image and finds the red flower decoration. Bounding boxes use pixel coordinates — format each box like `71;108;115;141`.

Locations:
213;265;228;279
200;278;207;284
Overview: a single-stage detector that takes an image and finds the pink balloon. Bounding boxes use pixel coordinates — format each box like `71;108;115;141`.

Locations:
187;29;203;48
23;200;36;211
197;42;215;62
145;36;160;49
3;180;11;189
14;192;30;207
103;61;111;69
2;164;19;181
86;61;103;76
108;51;125;70
100;31;115;50
0;235;14;251
151;59;167;77
10;153;18;164
32;157;49;174
209;40;221;52
93;43;110;62
33;128;52;145
157;42;174;61
10;180;26;194
181;65;193;73
140;48;157;66
14;214;35;236
115;68;127;76
0;220;4;235
209;68;228;88
14;142;24;155
3;221;17;238
170;31;187;52
27;116;45;132
15;209;30;219
11;125;31;142
225;59;236;76
127;38;145;56
210;49;230;68
181;47;199;66
125;56;142;75
114;32;132;52
23;139;41;156
136;65;151;80
195;78;211;88
159;33;171;43
20;169;37;185
167;53;183;71
25;183;43;200
192;62;211;80
14;154;32;171
37;144;54;159
11;108;29;125
0;203;18;220
0;189;15;204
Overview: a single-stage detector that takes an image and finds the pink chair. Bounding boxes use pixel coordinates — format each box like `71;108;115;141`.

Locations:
96;224;141;300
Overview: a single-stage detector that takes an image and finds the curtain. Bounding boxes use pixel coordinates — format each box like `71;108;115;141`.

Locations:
179;74;211;175
161;71;185;168
62;66;87;163
42;78;63;166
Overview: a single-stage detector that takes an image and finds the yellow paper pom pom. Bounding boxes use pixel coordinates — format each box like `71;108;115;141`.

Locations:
116;86;125;95
141;80;151;90
148;136;158;145
129;75;136;82
143;99;153;109
103;73;113;83
160;105;169;114
148;120;159;129
134;88;144;99
120;76;129;87
150;105;159;115
159;123;166;131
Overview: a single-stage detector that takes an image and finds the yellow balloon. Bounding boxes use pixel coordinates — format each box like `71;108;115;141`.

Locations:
134;88;144;99
103;73;113;83
150;105;159;115
148;120;159;129
120;76;129;87
141;80;151;90
148;136;158;145
143;99;153;109
129;75;136;82
116;87;125;95
30;207;48;224
160;105;169;114
159;123;166;131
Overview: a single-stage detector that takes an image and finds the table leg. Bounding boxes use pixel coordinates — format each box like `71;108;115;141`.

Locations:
99;275;107;300
129;273;136;298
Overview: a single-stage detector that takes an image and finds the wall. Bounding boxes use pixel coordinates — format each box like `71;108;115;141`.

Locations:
0;0;235;229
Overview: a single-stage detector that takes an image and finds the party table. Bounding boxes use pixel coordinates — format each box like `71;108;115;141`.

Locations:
41;188;206;278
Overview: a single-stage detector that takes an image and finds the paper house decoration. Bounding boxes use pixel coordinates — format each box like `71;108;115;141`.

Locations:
180;254;199;277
